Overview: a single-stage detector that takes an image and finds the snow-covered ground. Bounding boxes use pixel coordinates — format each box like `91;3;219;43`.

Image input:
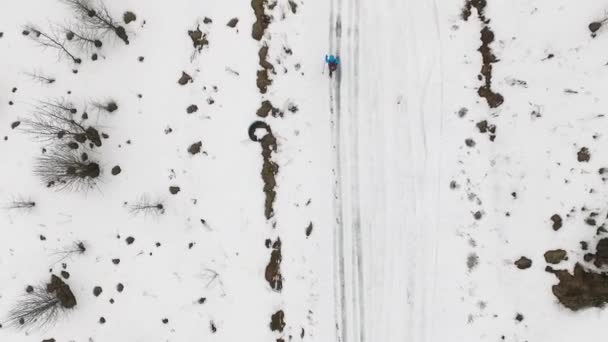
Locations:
1;0;608;341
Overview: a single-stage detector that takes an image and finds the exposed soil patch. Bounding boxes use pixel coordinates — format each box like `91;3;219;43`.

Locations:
257;100;282;118
248;121;278;219
549;263;608;310
227;18;239;28
187;104;198;114
178;72;193;85
47;275;77;308
305;222;313;237
514;256;532;269
594;238;608;268
270;310;286;332
577;147;591;162
475;120;496;141
188;25;209;53
544;249;567;264
123;11;137;24
550;214;563;231
252;0;270;40
257;46;274;94
461;0;504;108
111;165;121;175
265;238;283;291
169;186;181;195
188;141;203;155
288;0;298;14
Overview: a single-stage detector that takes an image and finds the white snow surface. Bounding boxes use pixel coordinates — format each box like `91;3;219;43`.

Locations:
1;0;608;341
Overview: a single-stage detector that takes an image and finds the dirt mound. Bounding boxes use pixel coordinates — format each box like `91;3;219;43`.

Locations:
265;238;283;291
461;0;504;108
594;238;608;267
549;263;608;311
514;256;532;269
47;275;76;308
550;214;563;231
544;249;567;264
252;0;270;40
270;310;285;332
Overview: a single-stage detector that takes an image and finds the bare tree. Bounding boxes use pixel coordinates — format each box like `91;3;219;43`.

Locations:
61;0;129;45
52;240;86;264
21;99;102;147
127;196;165;215
34;146;100;191
23;24;82;64
23;71;56;85
4;196;36;211
91;99;118;113
62;23;103;52
6;275;77;330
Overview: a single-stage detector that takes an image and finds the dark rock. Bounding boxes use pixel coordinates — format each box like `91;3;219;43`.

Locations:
169;186;180;195
550;214;562;231
111;165;121;175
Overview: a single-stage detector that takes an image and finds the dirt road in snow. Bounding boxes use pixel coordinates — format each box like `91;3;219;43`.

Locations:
331;0;442;341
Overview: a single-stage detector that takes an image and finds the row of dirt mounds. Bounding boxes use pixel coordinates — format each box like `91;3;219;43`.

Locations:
250;1;288;340
248;121;279;219
461;0;504;108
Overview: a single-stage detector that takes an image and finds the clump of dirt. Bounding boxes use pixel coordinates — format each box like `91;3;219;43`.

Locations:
288;0;298;14
111;165;121;175
187;104;198;114
549;263;608;310
305;222;313;237
169;186;181;195
462;0;504;108
227;18;239;28
589;19;607;37
544;249;567;264
11;121;20;129
188;25;209;53
467;253;479;271
188;141;203;155
257;45;274;94
178;72;193;85
252;0;271;40
203;17;213;24
514;256;532;269
248;121;278;219
550;214;563;231
257;100;282;118
594;238;608;268
265;238;283;291
93;286;103;297
475;120;496;141
270;310;285;332
47;275;76;308
123;11;137;24
577;147;591;162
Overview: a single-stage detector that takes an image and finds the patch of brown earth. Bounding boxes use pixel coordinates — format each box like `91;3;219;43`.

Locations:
47;275;76;308
257;100;282;118
544;249;567;264
265;238;283;291
475;120;496;141
270;310;286;332
288;1;298;14
178;72;193;85
577;147;591;162
248;121;278;219
188;141;203;155
549;263;608;310
594;238;608;268
514;256;532;269
252;0;270;40
461;0;504;108
227;18;239;28
257;45;274;94
550;214;563;231
188;25;209;53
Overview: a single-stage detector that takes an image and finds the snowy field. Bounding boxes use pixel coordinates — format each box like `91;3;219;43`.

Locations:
1;0;608;341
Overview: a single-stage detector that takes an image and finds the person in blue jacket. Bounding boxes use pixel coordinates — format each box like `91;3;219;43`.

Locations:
325;54;340;76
